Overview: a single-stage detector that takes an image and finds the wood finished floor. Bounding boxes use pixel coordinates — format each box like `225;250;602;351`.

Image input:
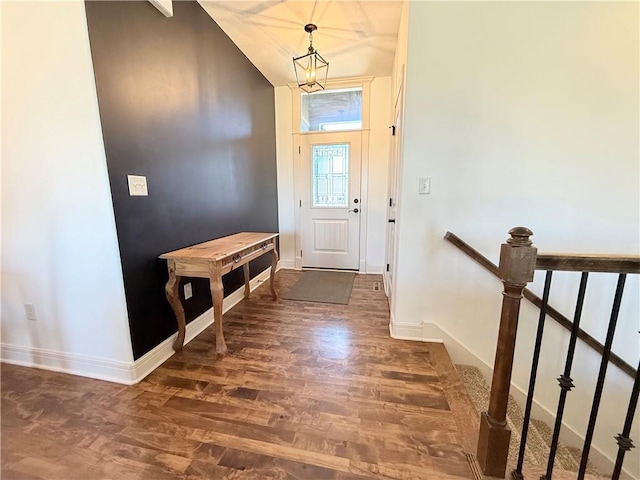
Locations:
1;270;479;480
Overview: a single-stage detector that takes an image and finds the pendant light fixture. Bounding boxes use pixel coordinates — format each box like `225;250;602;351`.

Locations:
292;24;329;93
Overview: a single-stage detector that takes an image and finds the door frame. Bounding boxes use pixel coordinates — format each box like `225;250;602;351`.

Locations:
300;131;363;270
289;76;373;272
384;77;405;299
382;69;406;312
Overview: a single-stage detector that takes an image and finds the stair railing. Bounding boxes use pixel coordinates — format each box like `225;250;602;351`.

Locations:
444;227;640;479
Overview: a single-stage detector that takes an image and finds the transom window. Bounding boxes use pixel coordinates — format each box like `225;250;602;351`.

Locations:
301;87;362;132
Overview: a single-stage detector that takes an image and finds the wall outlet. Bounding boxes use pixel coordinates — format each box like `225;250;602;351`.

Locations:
184;283;193;300
24;303;37;321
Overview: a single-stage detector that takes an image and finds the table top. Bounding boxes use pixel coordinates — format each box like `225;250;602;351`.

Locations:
159;232;278;262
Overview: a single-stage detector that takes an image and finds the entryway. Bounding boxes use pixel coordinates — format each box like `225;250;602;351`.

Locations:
299;131;362;270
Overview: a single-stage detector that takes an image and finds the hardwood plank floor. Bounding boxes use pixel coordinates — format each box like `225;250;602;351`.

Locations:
1;270;477;479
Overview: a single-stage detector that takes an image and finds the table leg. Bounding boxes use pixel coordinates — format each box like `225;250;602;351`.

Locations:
209;261;228;355
243;263;251;298
165;261;186;352
270;248;279;300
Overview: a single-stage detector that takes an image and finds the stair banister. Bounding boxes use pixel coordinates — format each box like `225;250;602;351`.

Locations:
476;227;537;478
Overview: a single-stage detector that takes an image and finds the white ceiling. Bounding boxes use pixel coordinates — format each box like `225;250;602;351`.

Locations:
198;1;404;87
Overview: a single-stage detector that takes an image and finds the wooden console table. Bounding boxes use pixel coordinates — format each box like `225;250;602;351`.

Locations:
159;232;279;355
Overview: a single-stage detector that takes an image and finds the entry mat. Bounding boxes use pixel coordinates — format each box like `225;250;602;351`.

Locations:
282;270;356;305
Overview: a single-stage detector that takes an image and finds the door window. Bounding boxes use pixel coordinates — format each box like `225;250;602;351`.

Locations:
312;143;349;207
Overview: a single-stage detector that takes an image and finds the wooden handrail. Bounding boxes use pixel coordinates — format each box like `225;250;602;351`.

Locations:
536;253;640;274
444;231;637;379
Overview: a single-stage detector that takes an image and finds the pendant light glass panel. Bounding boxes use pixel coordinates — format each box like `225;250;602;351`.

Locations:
293;51;329;93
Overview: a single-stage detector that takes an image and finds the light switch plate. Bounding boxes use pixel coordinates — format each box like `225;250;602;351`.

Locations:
419;177;431;195
127;175;148;196
184;283;193;300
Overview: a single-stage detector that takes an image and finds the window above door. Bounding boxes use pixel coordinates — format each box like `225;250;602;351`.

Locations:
300;87;362;132
290;76;372;135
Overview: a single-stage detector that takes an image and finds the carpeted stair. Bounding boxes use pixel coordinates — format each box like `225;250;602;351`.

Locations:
455;364;601;476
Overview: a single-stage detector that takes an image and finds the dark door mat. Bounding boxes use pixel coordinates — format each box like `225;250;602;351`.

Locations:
282;271;356;305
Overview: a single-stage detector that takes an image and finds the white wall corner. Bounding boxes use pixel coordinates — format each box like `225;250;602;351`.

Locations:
2;267;273;385
149;0;173;17
389;313;424;342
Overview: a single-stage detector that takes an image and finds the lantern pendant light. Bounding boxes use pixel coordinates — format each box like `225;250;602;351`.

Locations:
293;24;329;93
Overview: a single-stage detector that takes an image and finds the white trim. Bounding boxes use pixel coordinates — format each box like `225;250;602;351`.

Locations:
278;259;296;270
298;129;371;136
0;345;138;384
359;129;370;273
366;264;384;274
389;317;424;341
293;77;373;273
148;0;173;17
1;267;273;385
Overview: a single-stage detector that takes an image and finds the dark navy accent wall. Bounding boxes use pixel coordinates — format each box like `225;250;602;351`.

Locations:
85;1;278;359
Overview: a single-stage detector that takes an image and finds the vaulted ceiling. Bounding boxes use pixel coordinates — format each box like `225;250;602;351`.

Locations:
198;1;404;87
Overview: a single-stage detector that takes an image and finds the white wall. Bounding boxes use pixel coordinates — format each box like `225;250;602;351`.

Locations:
1;2;134;376
274;86;296;268
365;77;391;273
274;78;391;274
394;2;639;476
392;0;409;107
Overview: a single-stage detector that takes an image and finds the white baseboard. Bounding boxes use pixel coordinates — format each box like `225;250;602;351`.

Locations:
422;321;632;480
278;259;296;270
0;344;138;384
365;264;384;274
1;267;273;386
389;317;426;342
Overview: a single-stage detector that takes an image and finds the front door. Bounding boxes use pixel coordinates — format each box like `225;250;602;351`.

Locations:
300;131;362;270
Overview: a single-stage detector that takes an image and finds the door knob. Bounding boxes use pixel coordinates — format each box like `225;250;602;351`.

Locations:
354;199;359;204
348;208;359;213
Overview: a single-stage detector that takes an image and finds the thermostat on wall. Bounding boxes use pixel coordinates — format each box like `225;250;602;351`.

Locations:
127;175;148;196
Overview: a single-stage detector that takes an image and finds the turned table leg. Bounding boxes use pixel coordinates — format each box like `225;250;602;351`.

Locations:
165;261;186;352
209;261;228;355
270;248;279;300
243;263;251;299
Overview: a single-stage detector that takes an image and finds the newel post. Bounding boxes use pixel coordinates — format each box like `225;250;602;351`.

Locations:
477;227;537;477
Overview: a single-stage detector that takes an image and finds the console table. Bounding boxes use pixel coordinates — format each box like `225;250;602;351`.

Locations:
159;232;279;355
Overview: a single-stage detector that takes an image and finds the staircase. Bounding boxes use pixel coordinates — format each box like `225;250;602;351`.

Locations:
456;364;602;477
445;228;640;479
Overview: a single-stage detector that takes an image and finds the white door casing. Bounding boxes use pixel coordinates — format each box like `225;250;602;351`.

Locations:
290;76;373;272
300;131;362;270
385;78;404;300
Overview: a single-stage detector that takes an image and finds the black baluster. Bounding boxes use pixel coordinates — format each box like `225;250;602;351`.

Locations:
512;271;553;480
612;357;640;480
541;272;589;480
577;274;626;479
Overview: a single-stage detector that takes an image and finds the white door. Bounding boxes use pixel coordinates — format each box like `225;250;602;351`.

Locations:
300;131;362;270
385;88;403;297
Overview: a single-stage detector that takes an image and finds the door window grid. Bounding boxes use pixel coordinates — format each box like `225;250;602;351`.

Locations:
312;144;349;207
